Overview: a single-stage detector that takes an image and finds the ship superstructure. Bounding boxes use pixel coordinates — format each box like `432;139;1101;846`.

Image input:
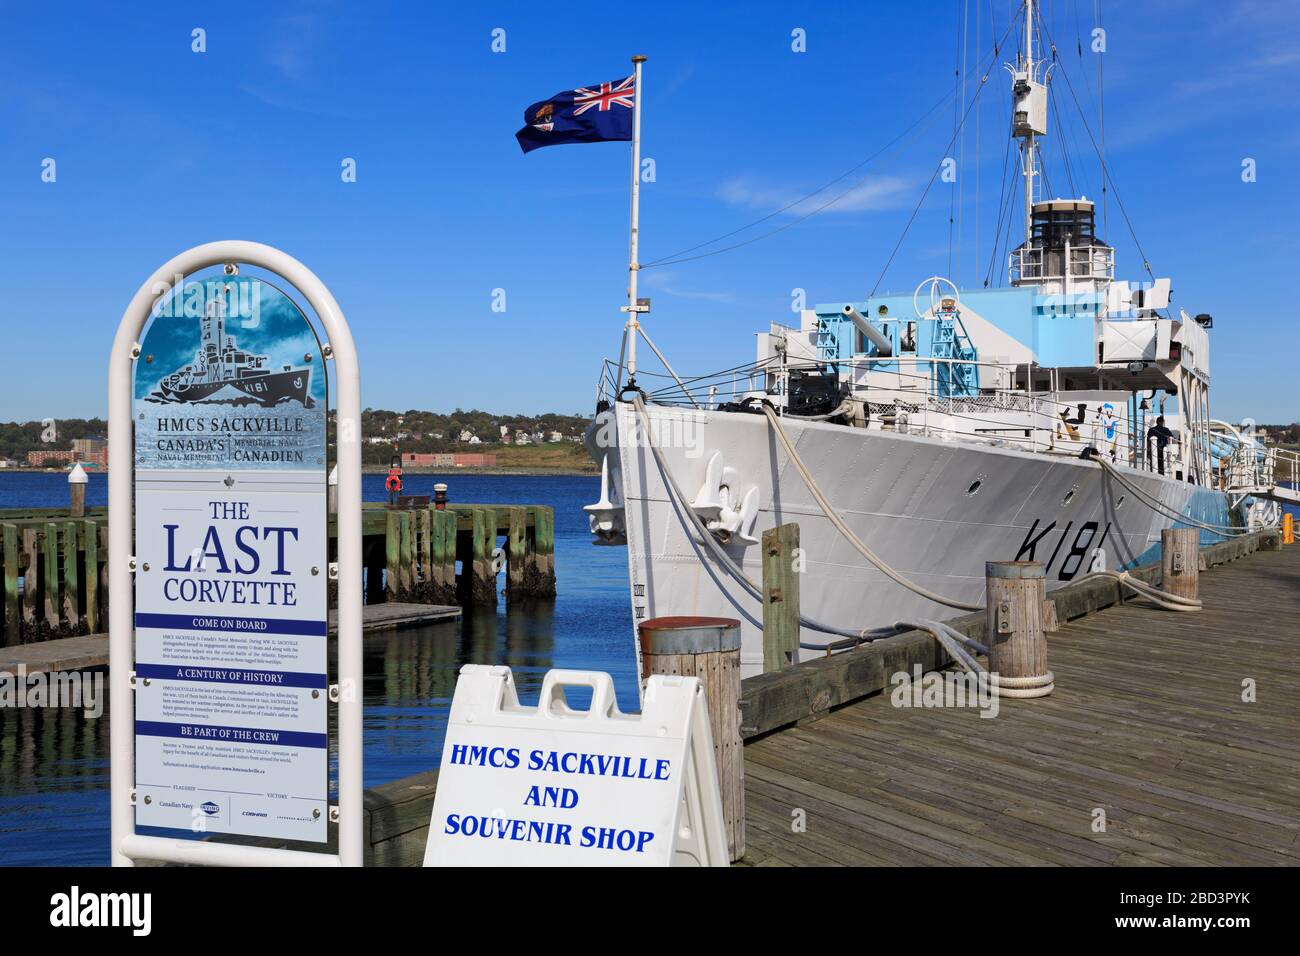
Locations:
583;1;1299;677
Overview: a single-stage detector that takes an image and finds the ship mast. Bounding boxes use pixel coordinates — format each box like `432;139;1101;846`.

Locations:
1012;0;1046;242
1022;0;1035;240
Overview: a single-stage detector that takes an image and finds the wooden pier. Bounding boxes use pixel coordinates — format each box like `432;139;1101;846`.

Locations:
738;531;1300;866
0;502;555;648
302;527;1299;867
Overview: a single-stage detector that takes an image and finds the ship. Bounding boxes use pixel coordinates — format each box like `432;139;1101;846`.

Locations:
149;295;314;408
583;1;1300;679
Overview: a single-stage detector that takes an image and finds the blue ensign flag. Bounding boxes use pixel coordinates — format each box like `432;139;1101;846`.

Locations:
515;76;636;153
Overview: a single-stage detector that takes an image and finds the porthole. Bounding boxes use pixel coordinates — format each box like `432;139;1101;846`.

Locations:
1062;487;1077;506
877;304;889;316
966;479;983;496
1116;495;1126;509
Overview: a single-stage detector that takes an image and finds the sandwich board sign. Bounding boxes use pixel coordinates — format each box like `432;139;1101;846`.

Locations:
131;275;330;842
423;667;729;866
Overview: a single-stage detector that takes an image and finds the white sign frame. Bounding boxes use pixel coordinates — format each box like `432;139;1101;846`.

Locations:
423;667;730;867
109;241;364;867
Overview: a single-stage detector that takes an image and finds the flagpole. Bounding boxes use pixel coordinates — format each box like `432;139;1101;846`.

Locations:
624;54;646;383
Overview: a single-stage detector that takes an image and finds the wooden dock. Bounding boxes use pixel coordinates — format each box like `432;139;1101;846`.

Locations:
0;602;460;675
0;501;554;648
305;528;1300;867
739;534;1300;866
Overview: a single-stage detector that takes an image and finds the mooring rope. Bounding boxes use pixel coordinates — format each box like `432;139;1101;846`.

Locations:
900;618;1055;698
630;393;896;643
628;396;1210;667
1088;453;1251;536
760;403;984;611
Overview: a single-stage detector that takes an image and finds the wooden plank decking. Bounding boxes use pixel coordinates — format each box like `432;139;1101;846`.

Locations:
740;540;1300;867
0;602;461;675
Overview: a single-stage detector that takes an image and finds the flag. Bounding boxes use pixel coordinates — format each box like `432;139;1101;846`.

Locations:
515;75;636;153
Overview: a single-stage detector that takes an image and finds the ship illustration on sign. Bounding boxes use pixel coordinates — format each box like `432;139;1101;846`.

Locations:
148;297;315;408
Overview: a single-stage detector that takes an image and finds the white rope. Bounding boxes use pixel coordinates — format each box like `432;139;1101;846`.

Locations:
629;395;1210;667
631;394;895;643
1090;453;1250;536
902;618;1055;698
761;403;983;611
1076;568;1202;611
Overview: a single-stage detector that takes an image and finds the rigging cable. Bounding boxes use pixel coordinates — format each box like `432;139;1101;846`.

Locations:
640;88;956;270
642;14;1018;272
869;15;1019;298
1041;20;1154;279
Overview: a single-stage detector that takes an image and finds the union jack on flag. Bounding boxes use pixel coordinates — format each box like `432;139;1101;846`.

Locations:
572;76;636;115
516;74;636;153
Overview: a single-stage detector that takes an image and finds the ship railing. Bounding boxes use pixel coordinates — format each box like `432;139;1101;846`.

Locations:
596;352;1200;476
1009;245;1115;285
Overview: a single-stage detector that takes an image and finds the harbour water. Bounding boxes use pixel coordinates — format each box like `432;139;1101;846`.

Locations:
0;471;632;865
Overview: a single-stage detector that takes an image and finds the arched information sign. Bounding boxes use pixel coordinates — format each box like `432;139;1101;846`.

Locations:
109;242;363;867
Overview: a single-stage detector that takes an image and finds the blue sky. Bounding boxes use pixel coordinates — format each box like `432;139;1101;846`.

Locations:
1;0;1298;423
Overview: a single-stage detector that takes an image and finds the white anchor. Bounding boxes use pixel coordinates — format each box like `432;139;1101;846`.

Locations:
690;451;760;545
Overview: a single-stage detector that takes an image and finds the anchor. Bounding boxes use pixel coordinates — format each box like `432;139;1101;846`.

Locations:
584;455;627;544
690;451;760;545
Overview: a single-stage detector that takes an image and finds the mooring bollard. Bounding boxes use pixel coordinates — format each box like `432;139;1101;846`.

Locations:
433;483;448;510
1161;527;1200;601
68;463;88;518
985;561;1054;698
639;616;744;862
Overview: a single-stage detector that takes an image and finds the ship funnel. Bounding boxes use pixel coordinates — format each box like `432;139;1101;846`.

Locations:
843;305;893;357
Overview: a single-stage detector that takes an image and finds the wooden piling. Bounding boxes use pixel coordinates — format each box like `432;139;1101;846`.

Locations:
428;508;453;605
83;519;99;634
761;523;800;671
524;506;557;598
639;616;745;863
416;508;432;601
22;529;38;629
506;507;526;600
62;521;79;633
1161;527;1200;602
69;479;86;518
985;561;1052;696
398;511;414;597
385;511;400;602
469;508;497;606
43;523;59;631
3;524;18;647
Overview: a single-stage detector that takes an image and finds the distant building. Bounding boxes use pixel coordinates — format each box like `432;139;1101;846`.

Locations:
366;436;393;445
548;431;563;443
515;431;531;445
0;458;17;468
26;447;108;468
72;437;107;455
402;453;497;468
